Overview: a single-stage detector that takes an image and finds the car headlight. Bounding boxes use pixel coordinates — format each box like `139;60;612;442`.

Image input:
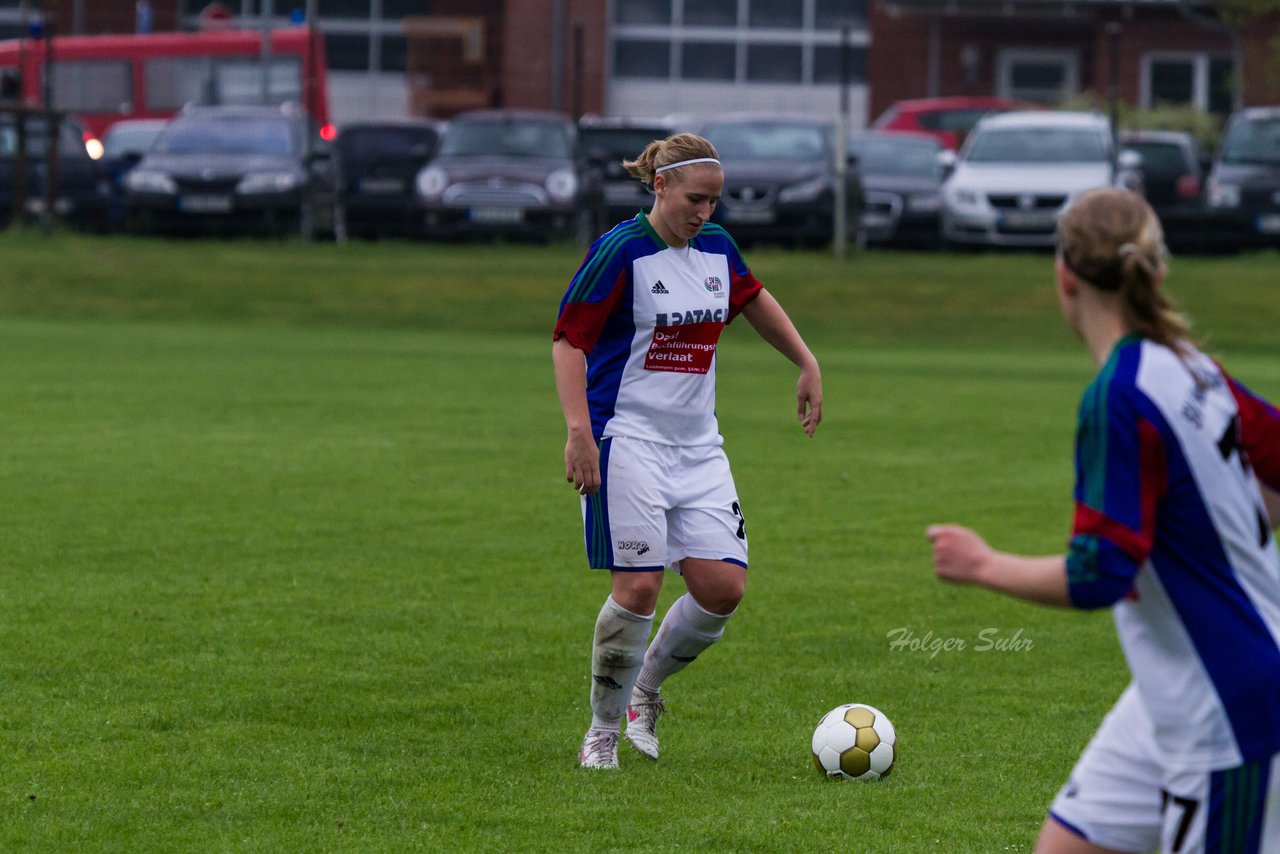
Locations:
546;168;579;203
124;169;177;194
237;171;303;194
946;186;982;209
416;166;449;201
906;192;941;213
1207;179;1241;209
778;177;829;204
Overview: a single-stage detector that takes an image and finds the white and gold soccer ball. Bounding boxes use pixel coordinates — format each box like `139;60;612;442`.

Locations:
811;703;897;781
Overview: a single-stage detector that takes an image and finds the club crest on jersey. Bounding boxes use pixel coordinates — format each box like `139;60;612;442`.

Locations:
704;276;723;293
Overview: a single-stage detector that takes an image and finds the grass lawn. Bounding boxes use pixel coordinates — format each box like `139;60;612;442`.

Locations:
3;233;1277;852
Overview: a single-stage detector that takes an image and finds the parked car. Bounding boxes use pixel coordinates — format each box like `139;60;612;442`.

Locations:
0;112;110;230
1119;129;1209;252
578;117;674;232
100;117;169;226
870;96;1024;151
124;103;334;238
700;114;863;248
335;119;439;239
1205;106;1280;251
848;130;944;247
414;109;592;242
940;111;1136;248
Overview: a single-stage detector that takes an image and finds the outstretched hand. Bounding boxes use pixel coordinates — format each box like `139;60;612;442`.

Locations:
926;524;993;586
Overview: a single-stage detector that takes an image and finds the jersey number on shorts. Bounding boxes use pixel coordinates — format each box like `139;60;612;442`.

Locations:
731;501;746;540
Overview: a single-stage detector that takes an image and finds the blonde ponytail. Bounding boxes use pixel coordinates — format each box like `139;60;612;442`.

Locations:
623;133;719;188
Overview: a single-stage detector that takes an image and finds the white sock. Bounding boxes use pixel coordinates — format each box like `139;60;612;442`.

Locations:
588;595;654;730
635;593;732;696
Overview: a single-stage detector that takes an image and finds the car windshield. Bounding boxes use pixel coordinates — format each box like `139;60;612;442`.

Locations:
1220;117;1280;166
702;122;828;161
440;119;572;159
0;119;86;157
338;127;436;159
581;128;670;161
966;128;1108;163
104;124;165;158
156;118;297;156
1122;142;1189;177
849;135;940;176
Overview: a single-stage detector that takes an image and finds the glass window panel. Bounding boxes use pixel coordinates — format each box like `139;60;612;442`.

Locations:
324;33;371;71
1149;59;1194;105
685;0;737;27
1208;56;1235;115
382;0;435;17
380;35;408;72
318;0;371;18
614;40;671;79
681;42;736;81
50;60;133;112
145;56;300;110
1011;62;1064;90
749;0;803;29
813;45;866;84
746;43;802;82
615;0;671;25
815;0;867;29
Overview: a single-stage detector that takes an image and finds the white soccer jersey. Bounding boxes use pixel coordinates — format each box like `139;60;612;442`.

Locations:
554;214;763;447
1067;336;1280;771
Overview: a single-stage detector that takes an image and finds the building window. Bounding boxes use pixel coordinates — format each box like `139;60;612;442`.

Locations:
382;0;436;17
1142;53;1236;116
812;45;866;84
749;0;804;30
324;33;371;71
614;39;672;79
684;0;738;28
318;0;373;18
747;43;803;82
615;0;671;26
815;0;867;29
681;42;737;81
997;49;1078;105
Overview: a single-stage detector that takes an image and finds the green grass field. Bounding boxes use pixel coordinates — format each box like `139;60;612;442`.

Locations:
3;233;1278;852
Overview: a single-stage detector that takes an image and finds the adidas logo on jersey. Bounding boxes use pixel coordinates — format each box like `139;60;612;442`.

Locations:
651;280;669;294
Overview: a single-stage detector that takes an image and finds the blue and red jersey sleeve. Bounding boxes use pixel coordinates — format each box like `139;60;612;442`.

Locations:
695;223;762;321
1223;370;1280;491
1067;348;1168;610
554;232;631;354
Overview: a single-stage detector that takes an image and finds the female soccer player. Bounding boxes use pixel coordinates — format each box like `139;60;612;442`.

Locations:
928;187;1280;853
553;133;823;769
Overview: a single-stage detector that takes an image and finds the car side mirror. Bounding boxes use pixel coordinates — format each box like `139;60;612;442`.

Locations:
1117;149;1143;171
937;149;957;177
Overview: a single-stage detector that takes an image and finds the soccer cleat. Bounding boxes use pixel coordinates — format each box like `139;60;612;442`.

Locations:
578;728;620;770
624;688;667;761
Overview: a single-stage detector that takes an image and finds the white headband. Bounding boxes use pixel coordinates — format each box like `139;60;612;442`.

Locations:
655;157;721;174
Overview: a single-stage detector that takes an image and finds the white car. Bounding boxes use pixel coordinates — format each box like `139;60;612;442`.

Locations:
941;111;1135;248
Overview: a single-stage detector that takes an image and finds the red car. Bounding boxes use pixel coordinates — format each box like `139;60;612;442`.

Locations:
870;96;1023;151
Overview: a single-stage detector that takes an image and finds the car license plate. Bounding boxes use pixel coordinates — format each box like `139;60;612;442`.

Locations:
180;194;233;214
1256;213;1280;234
1000;211;1055;229
358;178;404;194
469;206;523;224
725;209;776;225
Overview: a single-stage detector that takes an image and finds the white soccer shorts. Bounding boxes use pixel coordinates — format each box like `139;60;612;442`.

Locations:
580;436;748;572
1049;683;1280;853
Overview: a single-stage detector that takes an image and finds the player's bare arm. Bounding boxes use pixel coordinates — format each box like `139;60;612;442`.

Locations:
552;337;600;495
740;289;823;437
926;524;1072;607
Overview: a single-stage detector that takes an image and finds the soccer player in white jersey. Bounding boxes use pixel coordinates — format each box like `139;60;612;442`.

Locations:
928;187;1280;854
553;133;823;770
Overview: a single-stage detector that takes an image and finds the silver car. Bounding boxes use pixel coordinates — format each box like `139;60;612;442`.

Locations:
940;111;1135;248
